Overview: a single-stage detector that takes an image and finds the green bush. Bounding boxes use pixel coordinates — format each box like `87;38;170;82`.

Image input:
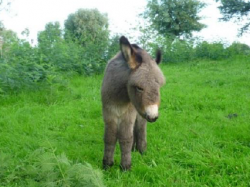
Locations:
136;29;248;63
166;39;195;63
0;20;111;94
195;41;228;60
105;34;120;61
149;36;195;63
226;42;250;56
0;39;53;94
0;148;105;187
38;22;107;76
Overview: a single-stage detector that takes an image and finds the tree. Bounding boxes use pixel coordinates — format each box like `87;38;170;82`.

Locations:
0;23;19;56
64;8;110;63
64;9;109;46
216;0;250;36
38;22;62;51
143;0;206;38
106;34;120;60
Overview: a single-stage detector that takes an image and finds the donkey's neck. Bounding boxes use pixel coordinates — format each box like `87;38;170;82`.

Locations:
102;53;131;105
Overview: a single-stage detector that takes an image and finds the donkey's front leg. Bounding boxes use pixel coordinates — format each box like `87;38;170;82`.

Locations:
118;123;134;170
133;114;147;154
103;120;117;170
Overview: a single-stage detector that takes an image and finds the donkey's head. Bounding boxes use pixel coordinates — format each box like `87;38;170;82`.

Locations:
120;36;165;122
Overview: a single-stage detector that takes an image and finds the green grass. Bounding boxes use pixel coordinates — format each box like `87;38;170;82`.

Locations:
1;57;250;186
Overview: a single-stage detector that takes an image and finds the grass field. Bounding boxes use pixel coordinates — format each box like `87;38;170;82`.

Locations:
0;57;250;186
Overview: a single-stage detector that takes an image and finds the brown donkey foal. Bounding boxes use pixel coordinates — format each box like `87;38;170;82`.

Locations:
101;36;165;170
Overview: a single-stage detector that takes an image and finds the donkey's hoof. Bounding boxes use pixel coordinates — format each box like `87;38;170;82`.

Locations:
103;159;114;170
120;163;131;171
103;163;114;170
139;149;146;155
136;143;147;155
138;147;147;155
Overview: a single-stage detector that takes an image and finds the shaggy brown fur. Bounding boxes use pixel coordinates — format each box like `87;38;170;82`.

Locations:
101;36;165;170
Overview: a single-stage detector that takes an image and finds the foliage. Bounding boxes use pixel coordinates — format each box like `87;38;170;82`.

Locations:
193;40;250;60
195;41;228;60
0;147;105;186
105;34;120;60
143;0;206;38
0;17;114;94
216;0;250;35
150;36;195;63
64;9;109;54
137;32;250;63
37;22;106;75
64;9;110;70
0;38;52;94
226;42;250;56
0;26;19;52
38;22;63;56
0;16;110;95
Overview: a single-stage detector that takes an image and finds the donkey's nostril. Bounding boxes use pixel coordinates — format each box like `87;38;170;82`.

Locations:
145;115;158;123
151;116;158;122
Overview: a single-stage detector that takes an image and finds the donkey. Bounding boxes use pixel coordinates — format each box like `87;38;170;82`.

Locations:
101;36;165;170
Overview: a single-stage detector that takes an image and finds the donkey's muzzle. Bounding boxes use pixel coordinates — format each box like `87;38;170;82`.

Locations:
145;105;159;123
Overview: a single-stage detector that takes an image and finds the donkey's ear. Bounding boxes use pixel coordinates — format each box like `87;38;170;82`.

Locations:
120;36;141;69
155;49;162;64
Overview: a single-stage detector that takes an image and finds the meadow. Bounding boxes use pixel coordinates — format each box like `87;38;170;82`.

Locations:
0;56;250;186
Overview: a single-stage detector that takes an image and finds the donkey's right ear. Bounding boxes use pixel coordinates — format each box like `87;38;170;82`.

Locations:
120;36;139;69
155;49;162;64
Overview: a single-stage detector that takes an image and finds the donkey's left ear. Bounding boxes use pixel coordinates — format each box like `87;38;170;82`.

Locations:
120;36;132;61
120;36;141;69
155;49;162;64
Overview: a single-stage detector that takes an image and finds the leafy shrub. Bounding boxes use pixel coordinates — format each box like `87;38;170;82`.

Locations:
105;34;120;61
137;31;249;63
195;41;227;60
166;39;195;63
0;148;105;187
0;19;110;94
226;42;250;56
38;22;107;76
0;39;54;94
0;61;48;93
149;36;195;63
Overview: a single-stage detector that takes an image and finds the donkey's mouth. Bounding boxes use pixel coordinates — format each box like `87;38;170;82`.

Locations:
145;115;158;123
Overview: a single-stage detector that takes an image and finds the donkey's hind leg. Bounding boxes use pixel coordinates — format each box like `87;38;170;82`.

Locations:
133;114;147;154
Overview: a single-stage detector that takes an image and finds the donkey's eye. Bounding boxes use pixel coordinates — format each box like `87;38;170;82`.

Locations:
136;86;144;92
